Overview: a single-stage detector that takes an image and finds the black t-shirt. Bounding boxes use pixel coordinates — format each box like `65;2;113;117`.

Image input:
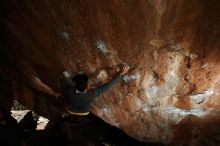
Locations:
60;74;122;113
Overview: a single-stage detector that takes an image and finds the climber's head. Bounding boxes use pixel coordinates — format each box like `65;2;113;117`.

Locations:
72;74;89;92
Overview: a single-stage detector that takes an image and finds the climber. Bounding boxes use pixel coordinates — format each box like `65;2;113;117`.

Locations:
59;64;130;116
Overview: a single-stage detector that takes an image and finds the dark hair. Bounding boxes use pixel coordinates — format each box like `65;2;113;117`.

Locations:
72;74;89;92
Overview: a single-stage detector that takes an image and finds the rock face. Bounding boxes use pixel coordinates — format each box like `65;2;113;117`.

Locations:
1;0;220;145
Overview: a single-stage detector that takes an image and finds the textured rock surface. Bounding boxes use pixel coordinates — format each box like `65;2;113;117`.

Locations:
1;0;220;145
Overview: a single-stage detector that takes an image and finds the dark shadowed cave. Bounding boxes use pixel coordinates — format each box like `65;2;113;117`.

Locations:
1;0;220;146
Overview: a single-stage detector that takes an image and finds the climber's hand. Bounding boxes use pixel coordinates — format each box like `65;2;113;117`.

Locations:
119;64;130;75
62;71;71;78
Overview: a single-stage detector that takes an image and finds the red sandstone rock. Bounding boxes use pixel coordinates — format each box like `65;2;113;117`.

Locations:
1;0;220;145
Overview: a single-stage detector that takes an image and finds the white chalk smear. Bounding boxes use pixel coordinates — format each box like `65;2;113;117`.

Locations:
97;70;108;81
170;44;182;51
112;122;120;128
142;105;152;112
190;53;198;59
61;31;70;41
189;87;214;104
35;77;41;81
123;75;138;82
165;107;210;117
95;40;108;55
147;86;158;98
100;107;112;116
201;63;209;69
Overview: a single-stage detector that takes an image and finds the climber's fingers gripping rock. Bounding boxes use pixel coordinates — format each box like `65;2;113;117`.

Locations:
119;64;130;75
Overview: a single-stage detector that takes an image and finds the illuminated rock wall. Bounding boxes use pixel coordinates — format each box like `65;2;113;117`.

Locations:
1;0;220;144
